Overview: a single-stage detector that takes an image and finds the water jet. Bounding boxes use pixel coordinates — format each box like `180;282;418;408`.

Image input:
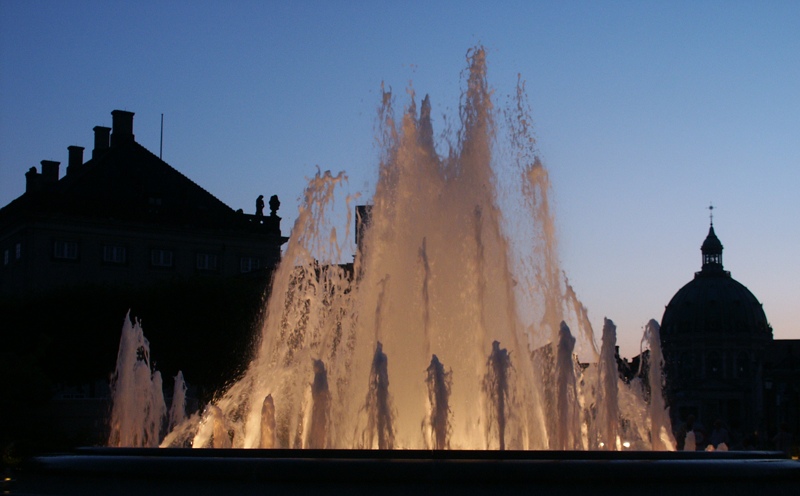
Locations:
109;46;676;452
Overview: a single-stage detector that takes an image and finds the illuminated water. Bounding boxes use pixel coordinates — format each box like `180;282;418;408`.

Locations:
111;48;675;451
108;313;166;447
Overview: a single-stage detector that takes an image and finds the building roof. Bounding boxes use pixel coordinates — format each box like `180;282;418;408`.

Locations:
0;110;282;237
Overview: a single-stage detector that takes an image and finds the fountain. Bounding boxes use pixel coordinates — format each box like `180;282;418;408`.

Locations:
115;46;676;451
16;46;799;496
424;354;451;450
107;312;167;448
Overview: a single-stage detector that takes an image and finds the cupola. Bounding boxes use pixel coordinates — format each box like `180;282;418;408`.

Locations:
700;224;724;272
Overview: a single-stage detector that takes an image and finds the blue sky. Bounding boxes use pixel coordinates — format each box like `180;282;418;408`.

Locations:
1;0;798;357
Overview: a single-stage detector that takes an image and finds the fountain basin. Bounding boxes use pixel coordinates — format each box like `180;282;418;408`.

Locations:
12;448;799;495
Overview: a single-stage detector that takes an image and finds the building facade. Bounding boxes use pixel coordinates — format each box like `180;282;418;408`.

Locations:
660;222;772;443
660;221;798;451
0;110;291;450
0;110;288;296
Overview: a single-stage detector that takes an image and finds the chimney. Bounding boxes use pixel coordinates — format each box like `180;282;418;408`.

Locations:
41;160;60;184
67;145;84;175
93;126;111;158
111;110;135;146
25;167;40;193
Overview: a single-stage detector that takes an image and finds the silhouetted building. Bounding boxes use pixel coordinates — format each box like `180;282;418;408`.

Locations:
0;109;288;295
763;339;800;453
660;220;798;451
355;204;372;254
0;110;288;451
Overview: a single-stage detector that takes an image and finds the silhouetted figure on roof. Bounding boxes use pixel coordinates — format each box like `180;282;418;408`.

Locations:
255;195;265;217
269;195;280;217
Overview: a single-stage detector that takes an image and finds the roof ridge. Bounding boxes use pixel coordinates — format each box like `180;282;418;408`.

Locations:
130;141;234;213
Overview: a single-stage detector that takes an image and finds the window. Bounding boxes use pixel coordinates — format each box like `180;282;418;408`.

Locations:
103;245;127;264
151;249;173;267
53;240;79;260
3;249;8;266
15;242;22;260
196;253;219;271
240;256;260;273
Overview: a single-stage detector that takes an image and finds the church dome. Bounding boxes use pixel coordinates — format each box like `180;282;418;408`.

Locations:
661;224;772;339
660;218;772;438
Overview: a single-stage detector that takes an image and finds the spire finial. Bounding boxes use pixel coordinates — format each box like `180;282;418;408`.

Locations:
708;203;714;226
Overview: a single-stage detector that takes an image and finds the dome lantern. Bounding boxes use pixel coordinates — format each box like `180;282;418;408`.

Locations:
700;204;724;273
700;224;724;272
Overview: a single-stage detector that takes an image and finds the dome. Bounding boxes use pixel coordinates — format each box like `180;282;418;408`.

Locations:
661;272;771;338
661;225;772;339
659;220;773;440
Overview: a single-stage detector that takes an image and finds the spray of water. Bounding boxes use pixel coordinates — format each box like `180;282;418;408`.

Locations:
168;371;187;433
644;319;676;451
596;318;620;450
108;312;167;447
362;342;395;449
424;355;452;449
260;394;277;448
306;359;331;448
483;341;515;450
108;46;674;450
554;322;581;449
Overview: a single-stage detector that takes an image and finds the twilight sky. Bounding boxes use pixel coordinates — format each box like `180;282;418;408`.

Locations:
1;0;798;357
